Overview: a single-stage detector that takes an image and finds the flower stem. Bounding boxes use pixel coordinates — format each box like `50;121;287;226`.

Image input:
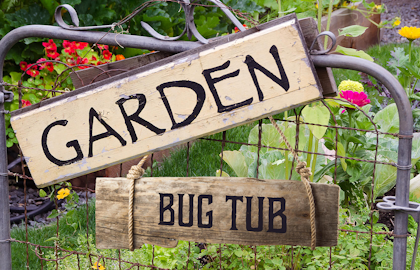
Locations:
278;0;282;17
306;131;314;168
324;0;334;49
310;140;318;182
409;40;413;63
317;0;323;33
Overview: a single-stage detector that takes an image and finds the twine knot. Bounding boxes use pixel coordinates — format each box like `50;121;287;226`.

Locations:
295;162;312;179
127;166;145;180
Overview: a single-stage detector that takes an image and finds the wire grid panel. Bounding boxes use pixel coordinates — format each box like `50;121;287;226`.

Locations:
6;72;399;269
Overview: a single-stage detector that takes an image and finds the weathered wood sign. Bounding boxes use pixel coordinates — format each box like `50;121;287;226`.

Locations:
96;177;339;249
11;14;323;187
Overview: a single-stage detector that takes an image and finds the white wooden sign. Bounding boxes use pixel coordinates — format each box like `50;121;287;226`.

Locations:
11;15;322;187
96;177;339;249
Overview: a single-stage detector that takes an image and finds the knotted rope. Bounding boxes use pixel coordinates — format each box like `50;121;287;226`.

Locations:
268;116;316;250
127;155;148;251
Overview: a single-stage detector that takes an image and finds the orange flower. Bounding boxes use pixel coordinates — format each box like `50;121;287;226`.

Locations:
116;54;125;61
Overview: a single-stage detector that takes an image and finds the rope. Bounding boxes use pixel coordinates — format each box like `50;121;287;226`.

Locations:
127;155;148;251
268;116;317;250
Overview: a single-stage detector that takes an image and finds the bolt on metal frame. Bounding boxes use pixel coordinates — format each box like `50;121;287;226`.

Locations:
0;3;414;270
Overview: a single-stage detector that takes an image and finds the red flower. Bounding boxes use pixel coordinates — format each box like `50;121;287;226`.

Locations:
47;50;60;58
76;57;89;69
102;50;112;60
96;61;105;66
20;61;29;71
22;100;32;108
98;44;108;50
63;40;72;48
91;55;97;61
64;45;76;55
234;24;248;33
74;41;88;50
42;39;57;51
26;64;39;77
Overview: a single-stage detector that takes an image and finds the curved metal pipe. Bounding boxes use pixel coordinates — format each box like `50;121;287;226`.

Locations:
313;54;413;270
0;25;201;72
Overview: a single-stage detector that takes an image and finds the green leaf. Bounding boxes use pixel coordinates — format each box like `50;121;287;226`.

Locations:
301;104;330;139
411;133;420;164
313;160;336;183
373;103;399;133
39;189;47;197
39;0;59;16
54;64;67;75
9;72;21;85
337;142;347;171
61;0;82;5
45;236;59;242
215;170;230;177
335;45;374;62
373;164;397;200
47;209;60;219
221;151;248;177
338;25;368;37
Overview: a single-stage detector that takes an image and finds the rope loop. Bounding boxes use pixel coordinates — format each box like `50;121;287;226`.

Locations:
127;155;148;251
268;116;317;250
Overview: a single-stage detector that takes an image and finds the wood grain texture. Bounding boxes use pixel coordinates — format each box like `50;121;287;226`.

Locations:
70;51;173;89
11;16;322;187
96;177;339;249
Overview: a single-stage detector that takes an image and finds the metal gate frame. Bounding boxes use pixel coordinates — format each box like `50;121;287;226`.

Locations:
0;4;414;270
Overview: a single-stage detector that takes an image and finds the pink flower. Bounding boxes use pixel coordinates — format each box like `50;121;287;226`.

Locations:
98;44;108;50
339;90;370;107
37;58;54;72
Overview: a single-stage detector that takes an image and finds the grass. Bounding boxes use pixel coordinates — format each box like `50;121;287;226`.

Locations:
11;201;95;270
11;42;418;269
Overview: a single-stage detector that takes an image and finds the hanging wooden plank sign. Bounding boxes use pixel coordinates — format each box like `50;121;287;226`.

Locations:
10;14;323;187
96;177;339;249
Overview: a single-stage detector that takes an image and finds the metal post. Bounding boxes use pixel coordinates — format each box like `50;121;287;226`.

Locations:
313;54;413;270
0;25;199;270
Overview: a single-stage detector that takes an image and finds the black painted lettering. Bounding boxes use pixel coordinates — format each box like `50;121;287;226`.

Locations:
202;60;253;113
159;193;175;225
267;197;286;233
198;195;213;228
226;196;243;230
178;194;194;227
245;45;290;101
246;197;264;232
156;80;205;130
116;94;165;142
41;120;84;166
88;108;126;157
